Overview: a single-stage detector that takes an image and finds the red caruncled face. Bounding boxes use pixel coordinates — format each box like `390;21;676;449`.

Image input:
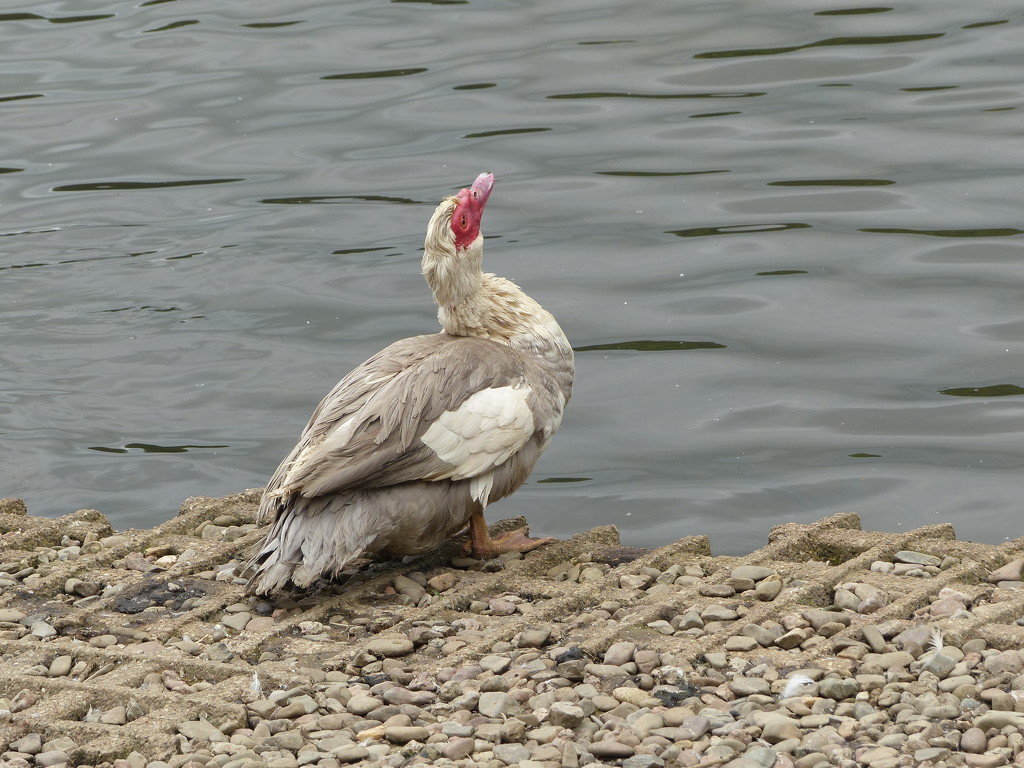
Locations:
451;172;494;250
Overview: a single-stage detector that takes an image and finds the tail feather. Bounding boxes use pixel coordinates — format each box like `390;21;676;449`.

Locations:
244;494;375;595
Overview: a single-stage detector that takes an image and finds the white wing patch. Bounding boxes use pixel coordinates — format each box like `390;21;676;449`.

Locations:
421;382;534;482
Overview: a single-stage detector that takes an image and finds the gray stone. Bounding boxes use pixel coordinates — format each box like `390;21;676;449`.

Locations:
330;745;370;763
629;712;665;738
744;745;780;767
392;574;425;602
549;701;586;728
857;746;898;767
345;696;382;716
517;628;550;648
728;677;771;697
741;623;778;647
921;652;956;678
987;558;1024;583
704;652;728;668
623;756;665;768
760;717;801;744
699;584;736;598
443;737;475;760
832;588;861;612
34;751;70;768
206;642;235;662
921;701;959;719
724;577;756;592
676;715;711;740
221;611;252;631
383;725;429;744
960;727;987;753
178;719;221;741
755;575;784;601
724;635;759;652
930;596;967;617
701;605;739;622
382;687;435;706
803;609;850;630
865;651;914;670
479;654;512;673
30;621;56;638
860;624;887;653
731;565;774;582
10;733;42;754
675;610;704;629
974;711;1024;730
603;641;636;665
365;636;414;658
493;743;532;765
774;628;808;649
48;655;73;677
894;550;941;566
818;678;858;700
478;691;519;717
590;740;635;759
983;650;1024;675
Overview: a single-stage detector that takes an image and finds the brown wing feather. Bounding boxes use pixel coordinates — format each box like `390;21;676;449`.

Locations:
265;332;537;503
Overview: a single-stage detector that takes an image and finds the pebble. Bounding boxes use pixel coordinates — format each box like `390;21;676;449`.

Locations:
35;751;70;767
894;550;942;566
517;628;550;647
493;743;532;764
13;500;1024;768
701;605;739;622
30;621;56;638
961;727;988;753
383;725;429;744
590;740;635;759
549;702;586;728
221;611;252;631
987;558;1024;583
732;565;775;581
478;691;519;717
345;696;382;716
365;636;414;658
603;640;636;665
10;733;41;754
330;745;369;763
755;575;784;601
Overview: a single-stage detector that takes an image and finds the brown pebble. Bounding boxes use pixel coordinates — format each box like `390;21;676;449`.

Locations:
960;727;988;753
589;740;635;759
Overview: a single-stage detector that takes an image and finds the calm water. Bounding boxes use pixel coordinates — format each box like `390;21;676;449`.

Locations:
3;1;1023;555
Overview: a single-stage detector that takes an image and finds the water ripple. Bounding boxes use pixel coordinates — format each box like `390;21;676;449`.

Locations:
695;33;945;59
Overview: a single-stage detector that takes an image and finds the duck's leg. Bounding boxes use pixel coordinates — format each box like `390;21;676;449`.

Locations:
463;510;555;557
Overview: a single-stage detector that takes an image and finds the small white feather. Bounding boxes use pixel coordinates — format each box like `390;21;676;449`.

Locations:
929;628;944;652
779;674;815;699
250;672;262;696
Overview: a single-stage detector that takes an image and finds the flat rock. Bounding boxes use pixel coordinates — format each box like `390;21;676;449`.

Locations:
478;691;519;717
330;745;370;763
894;550;941;566
987;558;1024;583
731;565;774;582
589;740;635;759
383;725;429;744
365;636;414;658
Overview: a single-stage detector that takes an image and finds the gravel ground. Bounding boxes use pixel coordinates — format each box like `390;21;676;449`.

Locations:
2;492;1024;768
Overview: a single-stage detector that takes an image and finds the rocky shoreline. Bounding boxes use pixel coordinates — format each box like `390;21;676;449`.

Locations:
2;492;1024;768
